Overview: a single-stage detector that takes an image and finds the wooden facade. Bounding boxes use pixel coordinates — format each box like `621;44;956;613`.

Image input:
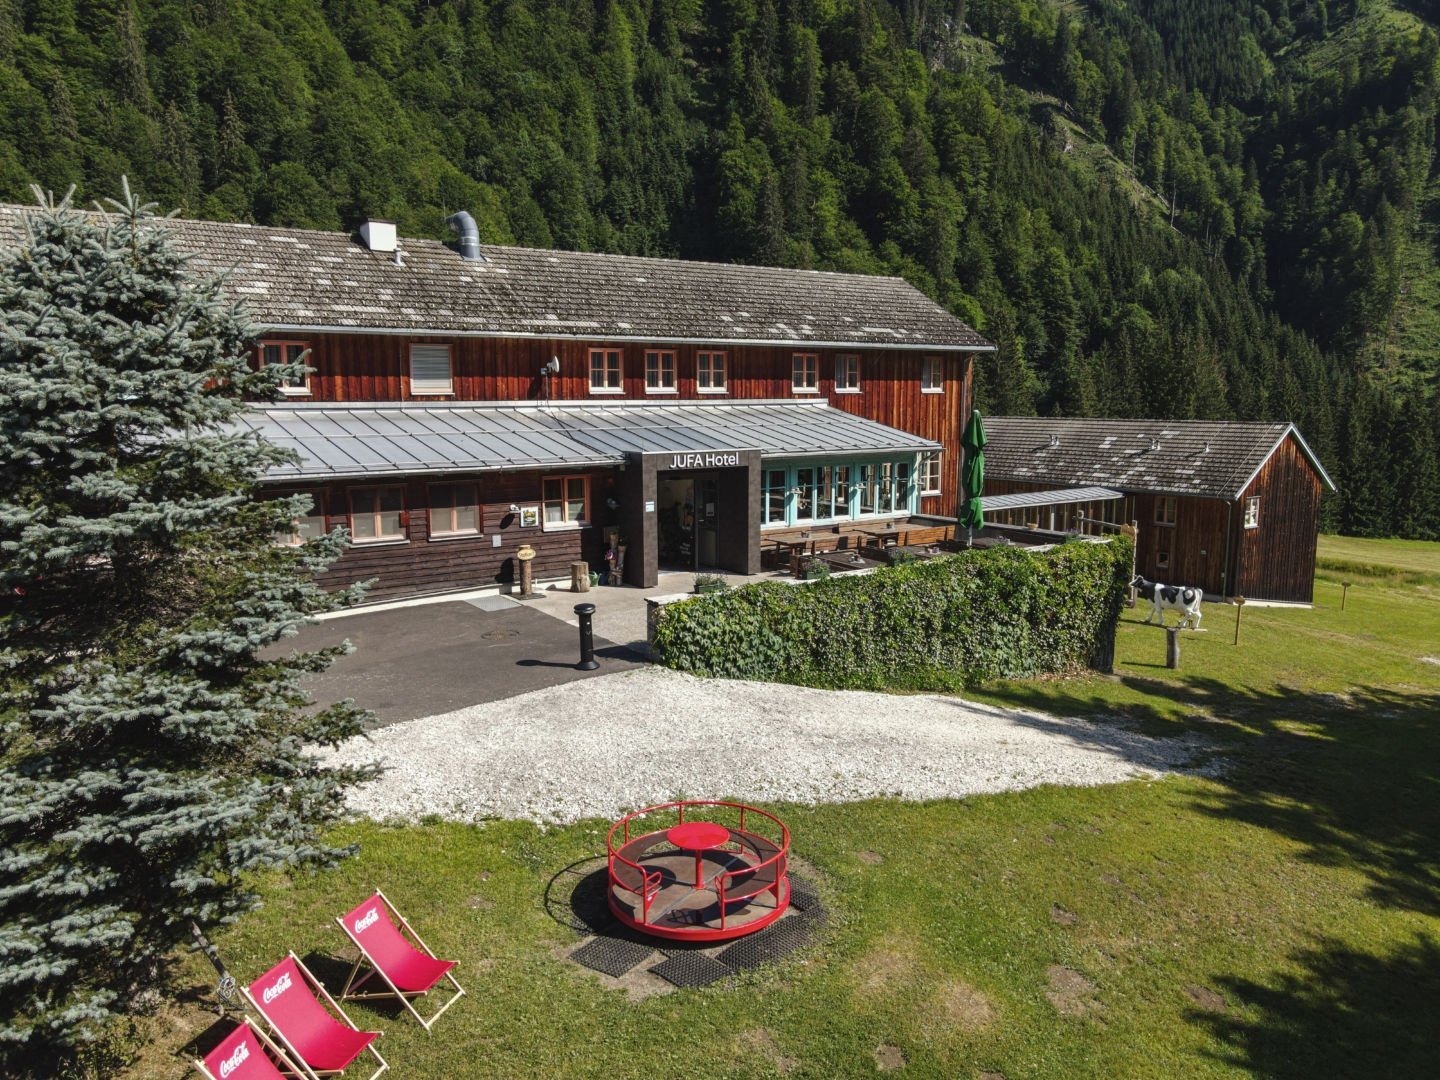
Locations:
265;333;973;599
984;429;1328;603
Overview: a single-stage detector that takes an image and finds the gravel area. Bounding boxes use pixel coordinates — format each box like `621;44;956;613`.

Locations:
317;667;1218;824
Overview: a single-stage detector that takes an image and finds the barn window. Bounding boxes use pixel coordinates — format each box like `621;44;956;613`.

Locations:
791;353;819;393
921;356;943;393
1244;496;1261;529
260;340;311;395
697;351;728;393
1156;549;1170;570
835;354;861;393
409;344;453;395
644;350;676;393
1154;496;1177;526
428;483;480;537
589;348;623;394
919;451;943;496
349;487;406;542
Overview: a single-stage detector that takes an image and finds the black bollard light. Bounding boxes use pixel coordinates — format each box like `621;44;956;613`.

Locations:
574;603;599;670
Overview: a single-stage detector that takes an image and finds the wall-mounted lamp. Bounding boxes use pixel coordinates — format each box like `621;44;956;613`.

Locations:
508;504;521;513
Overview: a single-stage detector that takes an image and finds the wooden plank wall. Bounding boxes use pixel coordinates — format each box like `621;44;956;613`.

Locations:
276;335;971;518
982;479;1230;595
291;468;616;603
1233;436;1323;603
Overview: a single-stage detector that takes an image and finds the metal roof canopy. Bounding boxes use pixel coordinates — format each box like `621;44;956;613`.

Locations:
240;399;941;480
981;486;1123;512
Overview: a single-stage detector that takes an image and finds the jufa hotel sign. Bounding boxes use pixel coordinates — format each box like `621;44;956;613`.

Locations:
668;451;741;470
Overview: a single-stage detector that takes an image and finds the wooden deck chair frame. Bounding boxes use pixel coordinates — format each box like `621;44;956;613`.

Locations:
192;1017;305;1080
241;951;389;1080
335;887;466;1032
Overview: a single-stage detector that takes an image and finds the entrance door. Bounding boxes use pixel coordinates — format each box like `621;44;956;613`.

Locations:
696;477;719;568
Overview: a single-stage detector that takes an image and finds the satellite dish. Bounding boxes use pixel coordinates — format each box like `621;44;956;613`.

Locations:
544;357;560;375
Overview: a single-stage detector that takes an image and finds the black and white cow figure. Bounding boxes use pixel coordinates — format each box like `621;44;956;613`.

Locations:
1130;575;1203;630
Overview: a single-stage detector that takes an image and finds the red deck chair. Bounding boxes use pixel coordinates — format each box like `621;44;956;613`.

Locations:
335;889;465;1031
193;1018;302;1080
243;953;388;1080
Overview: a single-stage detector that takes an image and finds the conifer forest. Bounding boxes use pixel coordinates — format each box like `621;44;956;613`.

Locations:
1;0;1437;536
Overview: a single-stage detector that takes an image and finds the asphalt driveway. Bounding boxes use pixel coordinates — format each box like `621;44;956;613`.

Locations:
288;597;644;728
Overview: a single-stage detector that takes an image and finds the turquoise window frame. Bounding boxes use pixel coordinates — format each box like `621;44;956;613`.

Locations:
760;457;918;528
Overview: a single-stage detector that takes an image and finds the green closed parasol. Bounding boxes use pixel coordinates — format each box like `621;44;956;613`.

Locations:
959;409;986;544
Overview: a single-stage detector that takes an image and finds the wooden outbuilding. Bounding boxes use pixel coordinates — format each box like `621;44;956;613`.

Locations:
982;417;1336;603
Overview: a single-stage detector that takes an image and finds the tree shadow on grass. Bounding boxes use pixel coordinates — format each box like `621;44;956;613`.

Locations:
1194;933;1440;1079
988;675;1440;917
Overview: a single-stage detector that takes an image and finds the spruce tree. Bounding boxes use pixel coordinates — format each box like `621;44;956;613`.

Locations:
0;186;375;1062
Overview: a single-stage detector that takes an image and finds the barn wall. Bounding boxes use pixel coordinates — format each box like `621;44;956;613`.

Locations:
1233;436;1324;603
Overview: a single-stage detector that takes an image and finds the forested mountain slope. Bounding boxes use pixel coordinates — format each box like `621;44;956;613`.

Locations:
0;0;1436;537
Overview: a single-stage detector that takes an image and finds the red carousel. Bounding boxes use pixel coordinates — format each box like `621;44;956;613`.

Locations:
606;800;791;942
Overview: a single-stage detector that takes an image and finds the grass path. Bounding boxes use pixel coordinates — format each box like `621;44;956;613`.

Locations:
120;542;1440;1079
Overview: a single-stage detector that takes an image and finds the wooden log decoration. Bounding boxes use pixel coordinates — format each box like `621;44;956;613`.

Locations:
1166;625;1182;669
516;543;536;598
570;560;590;593
1231;595;1245;646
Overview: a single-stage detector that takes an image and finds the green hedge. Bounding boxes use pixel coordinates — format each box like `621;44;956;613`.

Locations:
652;538;1133;690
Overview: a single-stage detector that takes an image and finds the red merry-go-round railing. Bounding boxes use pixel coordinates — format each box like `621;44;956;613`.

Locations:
606;800;791;942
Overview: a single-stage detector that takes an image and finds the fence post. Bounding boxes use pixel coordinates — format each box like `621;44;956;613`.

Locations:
1341;581;1351;611
1232;595;1245;646
1165;626;1181;669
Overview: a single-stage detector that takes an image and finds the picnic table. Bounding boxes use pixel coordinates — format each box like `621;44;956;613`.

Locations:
889;543;946;560
854;523;908;546
812;550;885;573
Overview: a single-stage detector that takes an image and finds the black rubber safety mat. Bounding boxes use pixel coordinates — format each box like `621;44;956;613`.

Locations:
787;880;821;912
570;936;656;978
649;952;735;989
715;916;814;970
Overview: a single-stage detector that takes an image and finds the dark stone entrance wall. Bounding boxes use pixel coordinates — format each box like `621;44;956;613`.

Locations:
617;451;761;587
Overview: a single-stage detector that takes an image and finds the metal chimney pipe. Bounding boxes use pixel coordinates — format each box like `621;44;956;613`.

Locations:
445;211;486;262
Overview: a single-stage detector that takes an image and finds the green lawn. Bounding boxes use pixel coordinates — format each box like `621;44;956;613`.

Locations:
122;541;1440;1079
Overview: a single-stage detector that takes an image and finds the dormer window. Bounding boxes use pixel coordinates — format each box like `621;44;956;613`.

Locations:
260;340;311;396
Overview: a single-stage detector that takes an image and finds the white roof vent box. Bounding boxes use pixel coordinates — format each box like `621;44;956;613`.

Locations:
359;219;397;253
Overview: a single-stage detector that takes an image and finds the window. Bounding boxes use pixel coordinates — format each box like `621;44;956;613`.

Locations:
260;340;311;395
543;476;589;528
429;483;480;537
921;356;943;393
275;491;326;546
792;353;819;393
857;464;876;515
1244;496;1260;529
764;469;788;524
1156;549;1171;570
589;349;623;393
1154;496;1177;526
349;487;406;542
893;461;911;513
793;466;817;521
697;351;728;393
920;451;943;496
644;350;676;393
409;344;453;395
835;354;860;393
831;465;852;519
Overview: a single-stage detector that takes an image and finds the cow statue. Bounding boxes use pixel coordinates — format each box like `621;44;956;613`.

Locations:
1130;575;1203;630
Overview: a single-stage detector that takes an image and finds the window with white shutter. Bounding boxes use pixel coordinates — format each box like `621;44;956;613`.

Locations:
409;344;453;395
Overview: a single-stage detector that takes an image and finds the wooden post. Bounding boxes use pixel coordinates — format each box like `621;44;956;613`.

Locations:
1122;521;1139;607
570;560;590;592
1231;595;1244;646
1165;626;1181;669
1341;581;1351;610
516;544;537;599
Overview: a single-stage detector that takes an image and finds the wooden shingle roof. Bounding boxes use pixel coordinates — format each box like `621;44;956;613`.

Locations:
0;204;991;351
983;417;1336;501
